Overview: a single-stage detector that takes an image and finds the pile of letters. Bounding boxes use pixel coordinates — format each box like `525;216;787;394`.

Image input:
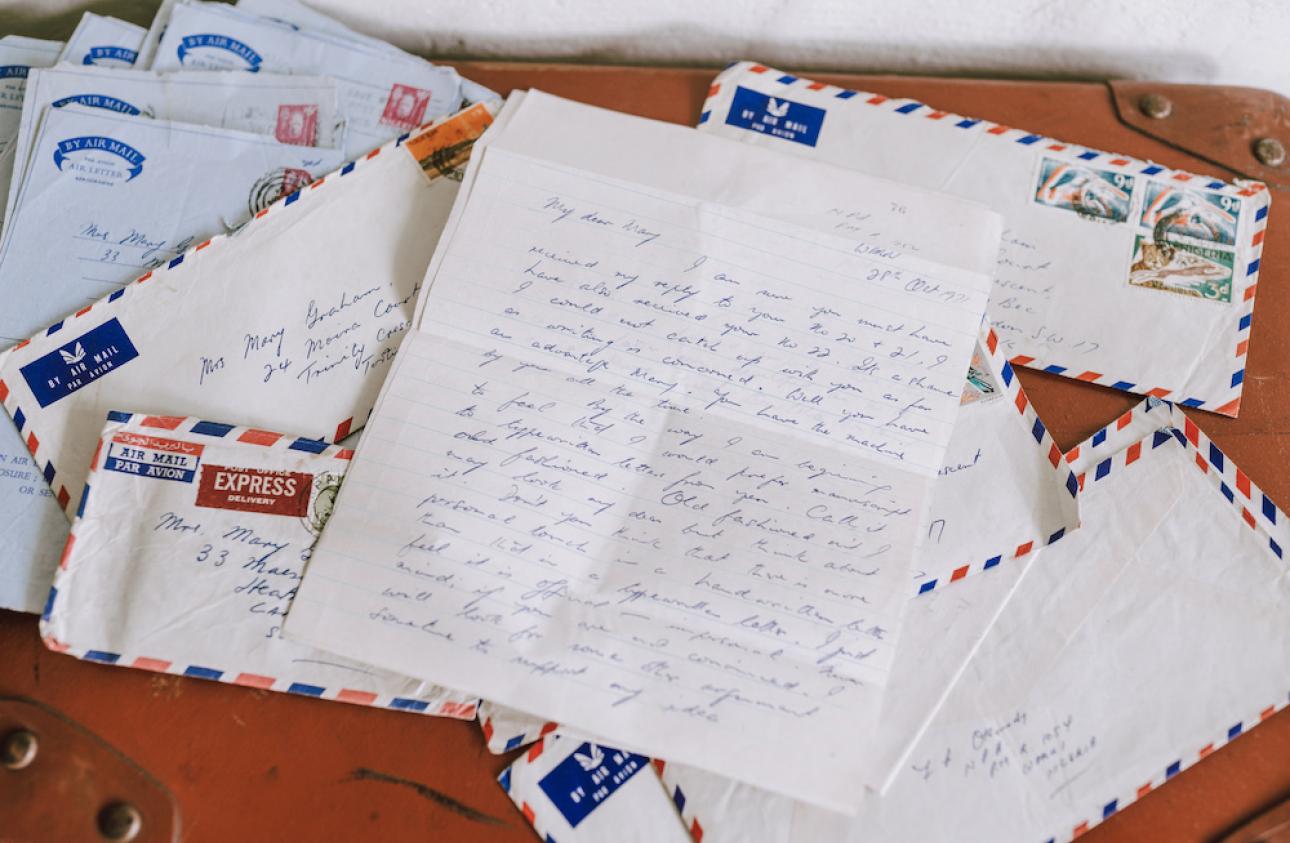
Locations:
0;5;1283;842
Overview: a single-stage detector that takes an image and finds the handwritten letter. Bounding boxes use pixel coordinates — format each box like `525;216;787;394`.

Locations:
286;149;992;810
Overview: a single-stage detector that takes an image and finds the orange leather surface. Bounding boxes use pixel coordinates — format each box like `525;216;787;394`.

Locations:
1;63;1287;842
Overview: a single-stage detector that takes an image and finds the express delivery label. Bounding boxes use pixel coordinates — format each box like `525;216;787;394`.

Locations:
195;465;312;517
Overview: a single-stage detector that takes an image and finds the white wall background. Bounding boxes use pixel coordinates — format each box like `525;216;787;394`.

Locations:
3;0;1289;97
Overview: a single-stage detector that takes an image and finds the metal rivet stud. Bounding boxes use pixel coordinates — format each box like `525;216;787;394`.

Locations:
1;729;38;770
1254;137;1286;168
1138;93;1173;120
97;801;142;842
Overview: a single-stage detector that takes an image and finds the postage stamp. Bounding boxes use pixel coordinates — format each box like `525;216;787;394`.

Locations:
381;83;433;131
247;167;313;215
1033;157;1134;223
1138;182;1240;247
104;432;204;484
1127;234;1234;303
275;104;319;146
960;347;1000;406
303;471;343;535
404;102;495;183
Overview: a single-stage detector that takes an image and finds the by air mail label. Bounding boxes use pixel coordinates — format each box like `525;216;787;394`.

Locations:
724;85;826;147
19;318;140;408
537;741;648;828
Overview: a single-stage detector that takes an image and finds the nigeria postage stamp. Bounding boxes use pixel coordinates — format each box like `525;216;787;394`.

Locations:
1138;182;1240;247
275;104;319;146
381;83;433;131
1033;157;1134;223
1127;234;1234;303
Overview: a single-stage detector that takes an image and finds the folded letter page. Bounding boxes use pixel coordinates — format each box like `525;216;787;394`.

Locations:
285;143;995;810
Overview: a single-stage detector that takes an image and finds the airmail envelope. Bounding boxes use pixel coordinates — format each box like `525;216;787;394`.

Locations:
471;321;1079;793
0;103;340;615
232;0;502;107
697;62;1272;417
151;1;465;157
0;104;342;346
498;734;692;843
0;102;494;525
0;36;63;154
1;65;344;235
57;13;145;69
656;400;1290;842
42;411;477;718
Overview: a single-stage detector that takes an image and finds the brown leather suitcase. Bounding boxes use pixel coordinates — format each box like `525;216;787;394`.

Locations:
2;62;1288;843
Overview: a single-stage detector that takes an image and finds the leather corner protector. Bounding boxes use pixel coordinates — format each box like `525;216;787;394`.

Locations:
1110;80;1290;189
0;695;180;842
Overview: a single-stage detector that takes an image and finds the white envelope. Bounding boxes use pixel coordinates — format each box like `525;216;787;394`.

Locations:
57;13;145;69
0;36;63;154
135;0;179;69
0;102;339;615
42;411;477;718
696;62;1273;417
499;734;691;843
914;326;1078;593
235;0;412;57
233;0;502;107
0;104;342;347
657;400;1290;841
151;0;465;157
0;65;345;238
0;102;493;614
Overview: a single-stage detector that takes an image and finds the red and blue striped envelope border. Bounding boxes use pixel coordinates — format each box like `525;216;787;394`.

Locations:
700;62;1270;417
913;325;1079;595
479;701;561;754
0;102;494;517
658;401;1290;843
41;411;478;721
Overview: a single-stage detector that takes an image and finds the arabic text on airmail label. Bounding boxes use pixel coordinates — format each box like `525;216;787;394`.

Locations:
104;432;204;484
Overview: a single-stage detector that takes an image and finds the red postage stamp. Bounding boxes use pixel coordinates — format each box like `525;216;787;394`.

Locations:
381;83;432;131
247;166;314;215
275;104;319;146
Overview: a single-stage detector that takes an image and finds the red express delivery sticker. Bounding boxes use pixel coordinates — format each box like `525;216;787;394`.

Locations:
195;465;313;517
